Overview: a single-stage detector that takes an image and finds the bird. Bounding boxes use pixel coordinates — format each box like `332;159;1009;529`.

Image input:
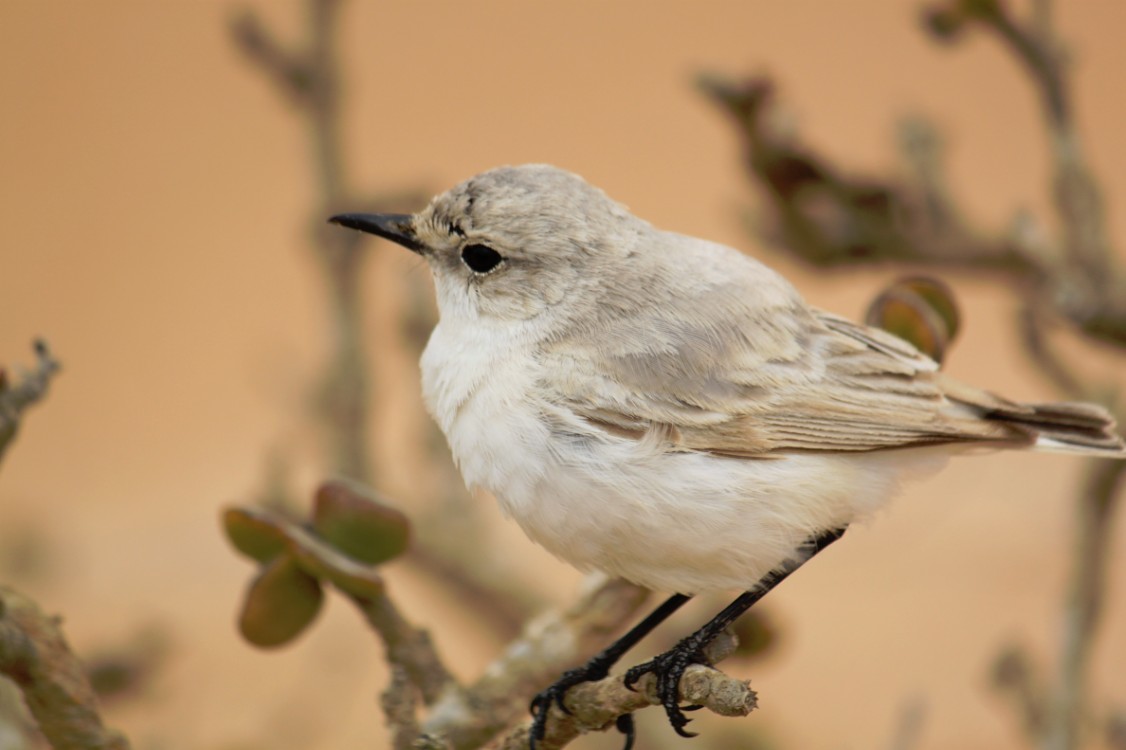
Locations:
329;163;1125;747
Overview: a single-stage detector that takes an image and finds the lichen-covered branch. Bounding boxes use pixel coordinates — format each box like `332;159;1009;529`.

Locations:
0;587;130;750
0;340;60;466
491;662;756;750
487;629;754;750
353;590;456;707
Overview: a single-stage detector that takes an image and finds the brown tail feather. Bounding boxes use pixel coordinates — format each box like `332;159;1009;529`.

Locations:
989;401;1126;457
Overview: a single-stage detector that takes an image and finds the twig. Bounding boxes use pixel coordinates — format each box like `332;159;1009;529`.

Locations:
0;587;130;750
1045;459;1126;750
489;629;754;750
953;4;1126;748
491;662;756;750
992;644;1049;741
352;591;456;707
968;0;1120;335
0;340;61;466
886;696;928;750
1016;307;1087;399
381;663;422;750
232;0;372;482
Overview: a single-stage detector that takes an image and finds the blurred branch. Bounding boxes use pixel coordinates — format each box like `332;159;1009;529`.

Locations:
886;697;927;750
992;645;1049;741
699;77;1125;351
0;340;60;467
225;499;459;746
698;74;1030;273
926;0;1123;347
0;587;130;750
1016;306;1087;399
1048;458;1126;750
232;0;371;482
351;587;456;707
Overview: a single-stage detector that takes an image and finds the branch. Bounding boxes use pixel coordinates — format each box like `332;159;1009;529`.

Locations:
923;0;1125;347
0;587;130;750
1016;307;1088;399
229;10;314;103
352;590;456;707
419;575;649;750
1045;459;1126;750
992;644;1049;741
0;339;61;466
227;505;459;714
231;0;372;482
489;632;755;750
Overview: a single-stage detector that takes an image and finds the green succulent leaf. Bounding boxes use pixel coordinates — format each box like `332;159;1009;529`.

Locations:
238;554;324;648
222;507;288;563
312;478;411;565
865;276;960;364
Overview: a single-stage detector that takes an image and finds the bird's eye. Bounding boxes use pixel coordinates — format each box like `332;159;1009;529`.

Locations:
461;243;503;274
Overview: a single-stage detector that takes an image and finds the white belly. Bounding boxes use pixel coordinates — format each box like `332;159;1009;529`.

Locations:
421;323;942;594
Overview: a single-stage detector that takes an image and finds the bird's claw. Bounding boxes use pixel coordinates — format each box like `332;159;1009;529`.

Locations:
529;664;642;750
623;641;710;738
529;663;610;749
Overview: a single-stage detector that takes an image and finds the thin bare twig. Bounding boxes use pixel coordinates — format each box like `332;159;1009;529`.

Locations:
992;644;1049;741
232;0;371;482
1046;459;1126;750
1016;307;1088;399
0;340;60;466
955;4;1126;749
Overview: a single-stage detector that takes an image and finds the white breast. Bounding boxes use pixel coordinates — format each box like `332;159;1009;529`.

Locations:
421;319;554;506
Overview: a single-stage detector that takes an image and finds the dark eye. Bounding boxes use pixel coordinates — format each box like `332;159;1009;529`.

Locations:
461;243;503;274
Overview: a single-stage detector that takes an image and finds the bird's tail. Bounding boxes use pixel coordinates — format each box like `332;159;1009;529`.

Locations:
992;400;1126;457
935;373;1125;458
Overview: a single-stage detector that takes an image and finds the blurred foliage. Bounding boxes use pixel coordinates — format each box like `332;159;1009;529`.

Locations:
865;276;961;364
224;478;410;648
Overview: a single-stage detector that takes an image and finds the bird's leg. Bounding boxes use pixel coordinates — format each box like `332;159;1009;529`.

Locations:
623;526;848;739
529;592;692;749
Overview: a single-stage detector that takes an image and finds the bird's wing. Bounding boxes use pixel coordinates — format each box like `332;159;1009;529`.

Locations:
539;247;1024;456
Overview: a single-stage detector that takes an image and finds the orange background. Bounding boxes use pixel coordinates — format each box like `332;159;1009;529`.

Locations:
1;2;1124;749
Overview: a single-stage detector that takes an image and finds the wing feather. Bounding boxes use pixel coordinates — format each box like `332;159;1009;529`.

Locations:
538;239;1025;456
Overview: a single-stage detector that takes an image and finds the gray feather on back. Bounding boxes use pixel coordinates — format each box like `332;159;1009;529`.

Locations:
541;227;1031;456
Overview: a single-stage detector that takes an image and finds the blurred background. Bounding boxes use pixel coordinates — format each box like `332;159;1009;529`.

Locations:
1;2;1124;749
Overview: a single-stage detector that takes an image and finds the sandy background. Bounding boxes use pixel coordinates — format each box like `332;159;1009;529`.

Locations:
2;2;1125;749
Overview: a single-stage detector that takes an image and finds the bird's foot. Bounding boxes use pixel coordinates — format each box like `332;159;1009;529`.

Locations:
530;655;636;749
623;637;711;738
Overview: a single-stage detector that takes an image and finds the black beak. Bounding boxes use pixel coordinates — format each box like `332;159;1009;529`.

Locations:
328;213;426;254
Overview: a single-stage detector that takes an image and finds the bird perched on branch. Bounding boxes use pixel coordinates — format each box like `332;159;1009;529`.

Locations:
331;164;1125;747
